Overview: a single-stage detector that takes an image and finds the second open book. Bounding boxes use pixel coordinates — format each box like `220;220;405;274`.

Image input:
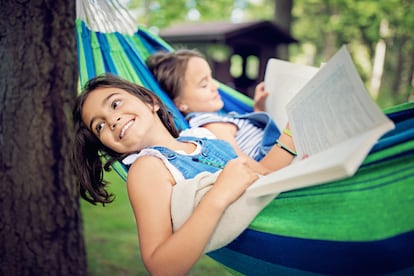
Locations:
247;45;395;197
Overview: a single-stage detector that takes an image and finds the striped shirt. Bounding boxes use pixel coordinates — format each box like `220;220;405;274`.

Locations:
187;112;264;159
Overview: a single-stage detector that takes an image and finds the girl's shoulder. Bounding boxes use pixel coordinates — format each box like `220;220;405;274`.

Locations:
123;147;172;166
126;153;170;177
123;147;186;183
126;154;176;204
186;112;239;128
126;151;178;185
179;127;216;139
185;111;233;121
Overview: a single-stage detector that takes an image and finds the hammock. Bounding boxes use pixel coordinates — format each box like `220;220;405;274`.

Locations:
76;1;414;275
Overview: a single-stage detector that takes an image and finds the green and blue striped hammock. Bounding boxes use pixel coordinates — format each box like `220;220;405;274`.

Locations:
76;1;414;275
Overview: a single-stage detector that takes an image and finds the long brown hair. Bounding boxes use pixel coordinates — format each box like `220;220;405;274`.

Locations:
72;73;179;205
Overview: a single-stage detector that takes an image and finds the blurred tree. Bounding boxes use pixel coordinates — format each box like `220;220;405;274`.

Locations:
287;0;413;106
0;1;86;275
275;0;293;59
127;0;413;106
378;0;414;105
130;0;238;28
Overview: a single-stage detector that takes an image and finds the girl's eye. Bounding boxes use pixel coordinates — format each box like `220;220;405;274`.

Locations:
111;100;121;109
95;122;105;134
200;81;208;88
200;76;214;88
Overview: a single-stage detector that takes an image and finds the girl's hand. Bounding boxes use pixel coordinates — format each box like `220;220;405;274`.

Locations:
209;157;261;207
253;82;269;112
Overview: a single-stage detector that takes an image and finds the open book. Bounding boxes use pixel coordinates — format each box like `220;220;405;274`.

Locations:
247;45;395;197
264;57;319;129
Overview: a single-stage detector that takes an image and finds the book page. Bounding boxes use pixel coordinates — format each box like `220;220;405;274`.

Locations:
264;59;318;129
246;126;393;197
247;137;358;197
246;46;395;197
287;46;393;158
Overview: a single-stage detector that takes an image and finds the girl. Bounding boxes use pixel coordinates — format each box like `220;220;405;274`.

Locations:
146;49;296;171
73;73;270;275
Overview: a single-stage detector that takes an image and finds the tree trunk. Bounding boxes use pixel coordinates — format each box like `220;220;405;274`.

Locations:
369;39;386;100
274;0;293;60
405;47;414;102
0;1;86;275
391;36;406;101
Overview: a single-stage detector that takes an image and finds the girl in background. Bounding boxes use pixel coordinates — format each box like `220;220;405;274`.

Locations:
147;49;296;171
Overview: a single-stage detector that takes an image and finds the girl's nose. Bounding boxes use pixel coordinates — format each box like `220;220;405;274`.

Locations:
211;79;219;91
110;117;121;130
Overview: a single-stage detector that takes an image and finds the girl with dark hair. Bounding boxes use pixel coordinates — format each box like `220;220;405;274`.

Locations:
73;73;270;275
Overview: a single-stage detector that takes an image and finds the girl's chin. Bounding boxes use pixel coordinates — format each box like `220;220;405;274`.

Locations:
201;101;224;112
210;106;223;112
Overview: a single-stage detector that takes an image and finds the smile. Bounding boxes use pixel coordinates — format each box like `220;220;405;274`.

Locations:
120;119;134;139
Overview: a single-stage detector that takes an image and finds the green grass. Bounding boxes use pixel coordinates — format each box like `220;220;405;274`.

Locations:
81;170;232;275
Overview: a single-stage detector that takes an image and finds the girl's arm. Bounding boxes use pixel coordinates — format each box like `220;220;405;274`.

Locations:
202;121;296;174
260;124;296;171
127;156;260;276
202;122;250;159
202;121;294;174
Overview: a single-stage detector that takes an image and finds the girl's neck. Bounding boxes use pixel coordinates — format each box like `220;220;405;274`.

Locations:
149;125;196;154
165;138;197;154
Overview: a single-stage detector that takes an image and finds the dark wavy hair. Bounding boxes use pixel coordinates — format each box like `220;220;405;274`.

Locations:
146;49;205;101
73;73;179;205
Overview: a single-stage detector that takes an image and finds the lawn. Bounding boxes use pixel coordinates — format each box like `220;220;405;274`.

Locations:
81;169;232;275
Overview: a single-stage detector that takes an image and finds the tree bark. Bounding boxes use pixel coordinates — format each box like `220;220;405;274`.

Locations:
369;39;386;100
274;0;293;60
0;0;86;275
405;47;414;102
391;36;406;101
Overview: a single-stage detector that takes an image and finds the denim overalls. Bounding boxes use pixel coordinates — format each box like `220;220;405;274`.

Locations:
123;137;238;179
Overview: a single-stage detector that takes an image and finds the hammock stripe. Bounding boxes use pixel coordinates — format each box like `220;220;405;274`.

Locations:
208;106;414;275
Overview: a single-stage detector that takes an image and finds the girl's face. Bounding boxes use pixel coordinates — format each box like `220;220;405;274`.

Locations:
81;87;160;154
176;57;223;113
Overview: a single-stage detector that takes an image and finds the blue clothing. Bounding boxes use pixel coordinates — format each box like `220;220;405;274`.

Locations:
186;111;280;161
152;136;237;179
123;136;238;180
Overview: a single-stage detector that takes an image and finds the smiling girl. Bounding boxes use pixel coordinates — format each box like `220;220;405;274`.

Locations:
73;73;269;275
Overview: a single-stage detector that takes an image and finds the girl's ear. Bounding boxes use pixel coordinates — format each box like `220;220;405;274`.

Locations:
178;104;189;112
174;97;189;112
153;103;160;112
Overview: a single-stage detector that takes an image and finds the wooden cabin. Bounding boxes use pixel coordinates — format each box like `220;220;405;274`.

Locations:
160;20;297;97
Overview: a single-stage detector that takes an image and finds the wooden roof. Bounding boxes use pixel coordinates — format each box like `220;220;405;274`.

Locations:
160;20;297;46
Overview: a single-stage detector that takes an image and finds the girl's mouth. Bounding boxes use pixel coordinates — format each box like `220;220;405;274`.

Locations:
119;119;134;139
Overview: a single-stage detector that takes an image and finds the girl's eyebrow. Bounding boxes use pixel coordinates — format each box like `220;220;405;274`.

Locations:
88;92;119;130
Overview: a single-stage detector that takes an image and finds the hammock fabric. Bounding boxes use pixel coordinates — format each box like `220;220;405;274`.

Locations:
76;2;414;275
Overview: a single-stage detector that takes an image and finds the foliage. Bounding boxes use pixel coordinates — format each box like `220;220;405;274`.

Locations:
290;0;414;107
127;0;413;107
129;0;243;27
